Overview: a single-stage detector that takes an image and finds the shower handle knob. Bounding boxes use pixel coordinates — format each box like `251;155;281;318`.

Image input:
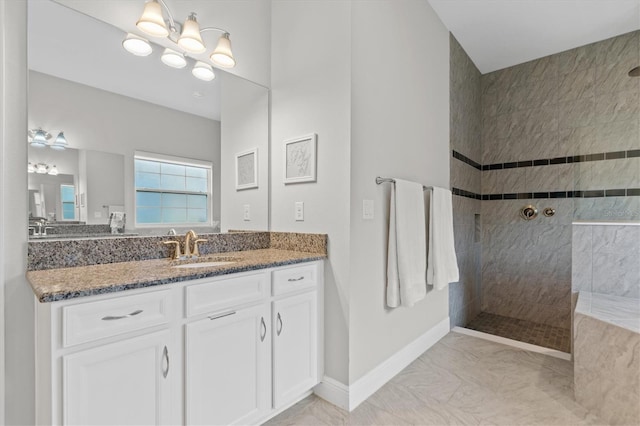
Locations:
543;207;556;217
520;205;538;220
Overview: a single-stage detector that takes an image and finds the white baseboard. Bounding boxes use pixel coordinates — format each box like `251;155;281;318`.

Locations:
313;376;349;411
452;326;572;361
310;316;451;412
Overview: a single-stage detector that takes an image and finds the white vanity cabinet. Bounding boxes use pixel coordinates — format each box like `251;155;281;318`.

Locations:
36;260;323;426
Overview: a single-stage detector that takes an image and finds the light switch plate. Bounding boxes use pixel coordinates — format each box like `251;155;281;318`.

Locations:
363;199;374;220
243;204;251;221
295;201;304;221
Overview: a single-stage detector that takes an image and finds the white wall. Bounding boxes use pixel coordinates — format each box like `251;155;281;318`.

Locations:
220;72;270;231
348;1;451;382
28;71;222;230
2;1;33;424
85;151;125;224
271;0;352;384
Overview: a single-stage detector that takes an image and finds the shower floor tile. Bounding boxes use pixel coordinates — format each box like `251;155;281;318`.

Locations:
465;312;571;353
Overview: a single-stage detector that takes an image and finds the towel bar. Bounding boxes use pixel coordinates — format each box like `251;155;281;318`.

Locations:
375;176;432;191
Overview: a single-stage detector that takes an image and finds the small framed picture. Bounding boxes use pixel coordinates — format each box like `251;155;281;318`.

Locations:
283;133;317;184
235;148;258;190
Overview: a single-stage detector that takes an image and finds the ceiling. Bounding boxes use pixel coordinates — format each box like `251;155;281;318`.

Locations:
428;0;640;74
29;0;223;120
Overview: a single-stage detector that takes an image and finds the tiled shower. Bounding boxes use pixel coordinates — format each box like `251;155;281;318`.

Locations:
449;31;640;352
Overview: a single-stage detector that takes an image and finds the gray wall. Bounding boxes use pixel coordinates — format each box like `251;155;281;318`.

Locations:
2;1;33;424
479;30;640;329
449;35;482;328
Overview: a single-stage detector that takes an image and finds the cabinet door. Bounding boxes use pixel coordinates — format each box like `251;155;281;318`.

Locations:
272;291;318;409
185;304;270;425
63;329;173;426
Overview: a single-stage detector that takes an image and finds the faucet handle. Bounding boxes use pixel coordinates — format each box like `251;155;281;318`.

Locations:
192;239;207;257
163;240;182;260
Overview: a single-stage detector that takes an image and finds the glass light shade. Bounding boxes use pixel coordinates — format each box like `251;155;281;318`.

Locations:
161;48;187;69
48;165;59;176
51;132;68;150
210;33;236;68
192;61;215;81
178;14;205;53
30;129;48;147
122;33;153;56
136;0;168;37
36;163;48;174
28;162;35;173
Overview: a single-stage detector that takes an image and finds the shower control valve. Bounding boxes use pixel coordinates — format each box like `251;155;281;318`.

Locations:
520;205;538;221
543;207;556;217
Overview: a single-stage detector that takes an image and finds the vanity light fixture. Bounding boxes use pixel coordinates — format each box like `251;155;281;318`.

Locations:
161;48;187;68
125;0;236;80
28;161;59;175
35;163;49;174
192;61;215;81
28;162;36;173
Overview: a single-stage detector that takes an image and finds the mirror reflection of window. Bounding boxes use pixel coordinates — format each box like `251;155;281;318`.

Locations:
60;184;76;221
134;154;212;226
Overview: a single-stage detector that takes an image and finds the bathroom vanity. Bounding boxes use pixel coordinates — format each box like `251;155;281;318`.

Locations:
30;249;324;425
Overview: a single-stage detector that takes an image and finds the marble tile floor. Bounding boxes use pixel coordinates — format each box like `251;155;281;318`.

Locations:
465;312;571;353
265;333;602;425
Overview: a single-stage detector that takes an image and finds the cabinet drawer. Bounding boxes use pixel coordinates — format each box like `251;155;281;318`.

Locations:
272;263;318;296
185;272;269;318
62;290;172;348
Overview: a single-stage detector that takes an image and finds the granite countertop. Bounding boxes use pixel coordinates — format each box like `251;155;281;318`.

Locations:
27;248;326;303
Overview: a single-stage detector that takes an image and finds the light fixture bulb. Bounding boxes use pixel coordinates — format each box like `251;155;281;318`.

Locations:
136;0;168;37
178;13;206;53
36;163;48;174
210;33;236;68
161;48;187;69
48;165;59;176
122;33;153;56
28;162;35;173
51;132;68;150
30;129;49;148
192;61;215;81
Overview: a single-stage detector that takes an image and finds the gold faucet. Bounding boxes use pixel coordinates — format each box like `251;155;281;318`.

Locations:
163;240;183;260
184;230;207;258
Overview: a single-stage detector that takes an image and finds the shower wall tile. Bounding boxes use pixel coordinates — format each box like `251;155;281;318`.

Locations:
595;89;639;125
480;31;640;329
572;224;640;298
450;34;482;328
558;67;595;102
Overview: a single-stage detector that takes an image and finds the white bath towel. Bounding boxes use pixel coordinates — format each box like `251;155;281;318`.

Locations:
426;187;459;290
387;179;427;308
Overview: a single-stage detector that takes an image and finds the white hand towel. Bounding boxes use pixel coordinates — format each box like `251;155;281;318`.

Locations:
387;179;427;308
426;187;459;290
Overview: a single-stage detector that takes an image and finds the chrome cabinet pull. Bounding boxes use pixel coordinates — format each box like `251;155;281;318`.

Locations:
101;309;143;321
260;317;266;342
276;312;283;336
162;345;169;379
287;276;305;282
208;311;236;321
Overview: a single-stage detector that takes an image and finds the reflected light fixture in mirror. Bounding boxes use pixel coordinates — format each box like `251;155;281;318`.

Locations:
192;61;215;81
161;48;187;68
122;33;152;56
51;132;68;150
29;129;50;148
28;129;68;150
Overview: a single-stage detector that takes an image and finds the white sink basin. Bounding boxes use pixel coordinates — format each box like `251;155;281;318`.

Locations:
173;261;235;269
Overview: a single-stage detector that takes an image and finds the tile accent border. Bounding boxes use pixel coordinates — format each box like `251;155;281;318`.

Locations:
451;150;640;201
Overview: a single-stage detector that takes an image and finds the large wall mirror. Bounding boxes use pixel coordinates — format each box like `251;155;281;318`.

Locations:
27;0;269;239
